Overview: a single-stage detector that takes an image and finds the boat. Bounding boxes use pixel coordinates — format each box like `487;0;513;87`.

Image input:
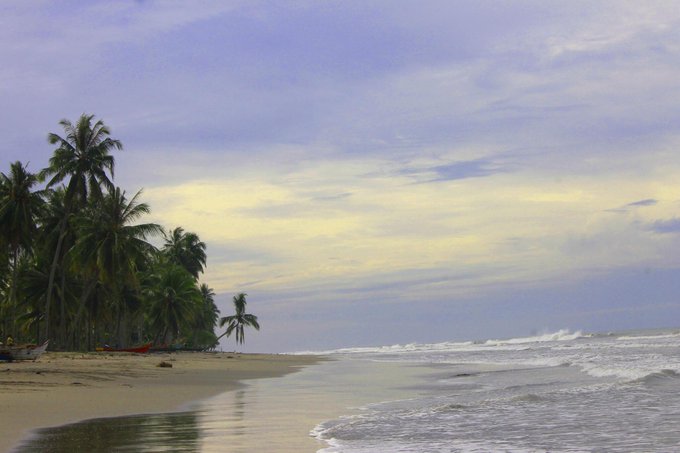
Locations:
0;340;49;362
96;343;152;353
149;344;209;353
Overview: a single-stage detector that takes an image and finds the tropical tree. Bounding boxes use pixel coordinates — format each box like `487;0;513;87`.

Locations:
162;227;207;279
0;115;223;352
40;114;123;340
217;293;260;346
182;283;220;349
70;187;162;347
198;284;219;329
0;161;44;336
144;262;202;345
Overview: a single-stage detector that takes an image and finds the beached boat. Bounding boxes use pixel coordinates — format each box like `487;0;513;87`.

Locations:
96;343;152;353
149;344;209;353
0;340;49;362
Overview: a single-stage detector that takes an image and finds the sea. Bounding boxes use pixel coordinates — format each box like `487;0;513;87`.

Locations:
310;327;680;452
14;328;680;452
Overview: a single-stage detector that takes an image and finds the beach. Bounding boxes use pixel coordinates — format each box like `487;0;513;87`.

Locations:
0;351;322;452
5;329;680;452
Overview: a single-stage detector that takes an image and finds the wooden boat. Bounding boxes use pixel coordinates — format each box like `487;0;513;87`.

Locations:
149;344;208;353
96;343;152;353
0;340;49;362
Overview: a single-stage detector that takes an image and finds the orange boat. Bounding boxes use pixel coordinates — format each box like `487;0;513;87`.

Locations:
96;343;152;353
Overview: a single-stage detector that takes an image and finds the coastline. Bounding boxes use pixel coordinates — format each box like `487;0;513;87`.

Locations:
0;351;322;452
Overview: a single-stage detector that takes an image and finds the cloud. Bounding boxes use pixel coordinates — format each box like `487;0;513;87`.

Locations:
5;1;680;350
605;198;659;213
627;199;658;207
428;159;506;182
650;218;680;234
396;158;505;183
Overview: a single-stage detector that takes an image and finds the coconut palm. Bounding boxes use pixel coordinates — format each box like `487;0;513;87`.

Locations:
217;293;260;346
0;161;45;336
184;283;220;349
43;114;122;204
70;188;162;347
72;188;161;287
162;227;207;279
40;114;123;340
145;262;202;345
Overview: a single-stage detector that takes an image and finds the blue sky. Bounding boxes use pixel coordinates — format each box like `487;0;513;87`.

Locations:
2;1;680;352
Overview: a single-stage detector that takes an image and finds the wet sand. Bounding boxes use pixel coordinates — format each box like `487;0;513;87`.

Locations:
0;351;322;452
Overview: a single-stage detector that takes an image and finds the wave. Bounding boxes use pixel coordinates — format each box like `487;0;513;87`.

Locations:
577;361;680;382
636;369;680;384
617;332;680;341
293;340;476;355
510;393;546;404
482;329;585;346
294;329;584;355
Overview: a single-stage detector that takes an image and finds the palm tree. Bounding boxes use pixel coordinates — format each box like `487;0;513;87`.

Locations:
0;161;45;337
35;187;76;347
72;188;161;287
217;293;260;346
70;188;162;347
145;262;202;346
43;114;122;204
186;283;220;349
199;284;220;330
162;227;207;279
40;114;123;340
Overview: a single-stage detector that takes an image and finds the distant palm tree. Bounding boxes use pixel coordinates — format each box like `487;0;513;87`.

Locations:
40;114;123;340
162;227;206;279
217;293;260;346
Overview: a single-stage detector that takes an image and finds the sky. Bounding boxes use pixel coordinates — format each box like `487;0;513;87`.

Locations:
2;1;680;352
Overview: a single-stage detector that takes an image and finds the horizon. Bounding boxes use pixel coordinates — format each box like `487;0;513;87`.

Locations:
2;1;680;352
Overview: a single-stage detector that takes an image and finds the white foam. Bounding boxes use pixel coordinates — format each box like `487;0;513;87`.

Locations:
483;329;584;346
617;332;680;341
295;329;584;356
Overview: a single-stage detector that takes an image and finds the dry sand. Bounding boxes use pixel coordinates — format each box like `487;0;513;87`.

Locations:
0;351;322;452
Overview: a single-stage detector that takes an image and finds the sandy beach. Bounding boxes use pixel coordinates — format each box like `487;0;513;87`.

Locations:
0;351;322;452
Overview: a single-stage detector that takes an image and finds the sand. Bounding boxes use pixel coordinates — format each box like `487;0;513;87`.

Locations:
0;351;322;452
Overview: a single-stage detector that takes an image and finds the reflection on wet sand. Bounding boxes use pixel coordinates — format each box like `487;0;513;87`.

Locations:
16;411;201;452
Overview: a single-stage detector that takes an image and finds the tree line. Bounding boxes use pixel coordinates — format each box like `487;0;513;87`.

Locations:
0;114;259;351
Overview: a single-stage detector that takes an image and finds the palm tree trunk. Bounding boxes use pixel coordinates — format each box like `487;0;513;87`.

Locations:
73;279;96;350
86;313;91;351
214;329;231;343
9;247;19;338
45;216;68;341
59;271;67;349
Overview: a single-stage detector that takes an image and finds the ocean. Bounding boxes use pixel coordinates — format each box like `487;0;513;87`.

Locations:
14;328;680;452
311;328;680;452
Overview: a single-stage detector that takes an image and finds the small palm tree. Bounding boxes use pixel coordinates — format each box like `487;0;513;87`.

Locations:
217;293;260;346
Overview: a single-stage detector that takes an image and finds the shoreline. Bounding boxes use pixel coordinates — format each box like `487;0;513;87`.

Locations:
0;351;323;452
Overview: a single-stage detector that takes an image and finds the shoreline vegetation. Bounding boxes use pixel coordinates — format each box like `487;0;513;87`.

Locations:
0;113;255;353
1;351;323;452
